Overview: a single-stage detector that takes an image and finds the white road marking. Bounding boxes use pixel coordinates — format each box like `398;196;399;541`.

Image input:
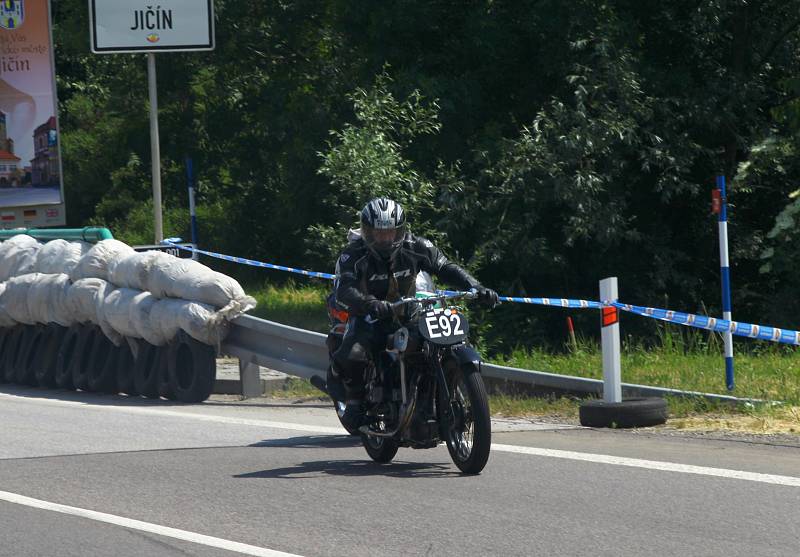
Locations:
0;489;302;557
492;444;800;488
2;391;800;488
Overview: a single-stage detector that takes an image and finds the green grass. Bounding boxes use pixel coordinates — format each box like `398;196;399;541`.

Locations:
243;284;800;432
247;281;330;333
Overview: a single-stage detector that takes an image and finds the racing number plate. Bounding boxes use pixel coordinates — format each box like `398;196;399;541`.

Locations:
419;307;469;345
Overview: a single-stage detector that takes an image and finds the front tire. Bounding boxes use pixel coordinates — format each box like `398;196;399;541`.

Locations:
442;362;491;474
362;432;399;463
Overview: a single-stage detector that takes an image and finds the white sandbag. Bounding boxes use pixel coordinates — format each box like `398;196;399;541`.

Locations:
35;239;91;275
0;234;40;281
109;250;174;290
66;278;106;324
1;273;44;324
69;239;135;282
27;273;73;326
148;298;185;346
94;279;122;346
0;282;15;328
177;300;227;346
102;287;143;340
147;258;256;318
130;291;161;345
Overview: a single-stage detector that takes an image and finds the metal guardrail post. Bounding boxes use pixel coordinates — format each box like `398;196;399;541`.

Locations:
239;357;262;398
600;277;622;403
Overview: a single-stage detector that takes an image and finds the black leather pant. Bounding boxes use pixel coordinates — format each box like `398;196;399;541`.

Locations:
332;316;384;399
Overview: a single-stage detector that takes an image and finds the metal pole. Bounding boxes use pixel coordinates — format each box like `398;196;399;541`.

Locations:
148;52;163;243
717;174;734;390
186;156;199;261
600;277;622;403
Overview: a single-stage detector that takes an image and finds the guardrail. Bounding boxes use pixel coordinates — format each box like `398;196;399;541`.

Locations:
221;313;756;404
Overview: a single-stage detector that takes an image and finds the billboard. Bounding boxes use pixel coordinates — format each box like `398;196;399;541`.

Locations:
0;0;65;228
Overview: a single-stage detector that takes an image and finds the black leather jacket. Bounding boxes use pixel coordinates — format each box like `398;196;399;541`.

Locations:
335;233;480;316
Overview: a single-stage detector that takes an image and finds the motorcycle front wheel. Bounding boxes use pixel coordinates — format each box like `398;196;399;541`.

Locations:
361;420;399;463
442;361;491;474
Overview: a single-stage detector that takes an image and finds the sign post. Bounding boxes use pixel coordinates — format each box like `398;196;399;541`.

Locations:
88;0;215;243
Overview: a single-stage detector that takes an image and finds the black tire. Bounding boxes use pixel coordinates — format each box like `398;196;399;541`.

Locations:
361;429;399;463
34;324;67;388
579;397;668;428
167;331;216;403
115;341;137;396
87;333;118;393
72;326;101;391
15;325;45;386
133;342;163;398
55;325;91;390
0;327;12;383
159;345;176;401
441;361;492;475
4;326;29;383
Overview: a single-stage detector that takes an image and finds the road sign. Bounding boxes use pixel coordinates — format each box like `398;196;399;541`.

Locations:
89;0;215;53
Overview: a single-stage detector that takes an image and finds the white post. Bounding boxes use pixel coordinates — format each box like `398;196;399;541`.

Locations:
600;277;622;403
147;52;164;243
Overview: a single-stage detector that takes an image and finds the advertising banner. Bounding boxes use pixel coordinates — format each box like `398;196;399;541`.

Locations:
0;0;65;227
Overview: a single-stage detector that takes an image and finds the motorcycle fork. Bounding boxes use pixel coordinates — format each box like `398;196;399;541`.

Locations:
432;351;454;424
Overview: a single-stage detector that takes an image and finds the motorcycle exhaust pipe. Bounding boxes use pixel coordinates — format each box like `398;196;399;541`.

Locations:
359;382;419;438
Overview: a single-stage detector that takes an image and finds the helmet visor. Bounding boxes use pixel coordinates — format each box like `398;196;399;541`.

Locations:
362;224;405;258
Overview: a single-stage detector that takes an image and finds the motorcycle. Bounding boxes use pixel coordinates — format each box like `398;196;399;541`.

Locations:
312;290;492;474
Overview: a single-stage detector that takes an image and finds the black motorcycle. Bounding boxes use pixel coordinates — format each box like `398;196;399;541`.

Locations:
313;291;492;474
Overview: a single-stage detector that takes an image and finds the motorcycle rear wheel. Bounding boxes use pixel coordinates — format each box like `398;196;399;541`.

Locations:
443;361;491;474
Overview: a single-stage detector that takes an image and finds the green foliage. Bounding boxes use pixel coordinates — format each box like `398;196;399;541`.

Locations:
50;0;800;353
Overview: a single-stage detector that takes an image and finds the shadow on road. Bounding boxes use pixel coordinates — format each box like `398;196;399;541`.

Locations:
0;385;188;408
250;435;361;449
234;458;459;479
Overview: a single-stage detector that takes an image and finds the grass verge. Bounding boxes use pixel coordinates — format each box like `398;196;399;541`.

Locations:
244;284;800;435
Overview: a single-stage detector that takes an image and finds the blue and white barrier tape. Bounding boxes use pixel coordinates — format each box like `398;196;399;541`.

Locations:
610;301;800;346
162;241;336;280
163;241;602;308
163;241;800;344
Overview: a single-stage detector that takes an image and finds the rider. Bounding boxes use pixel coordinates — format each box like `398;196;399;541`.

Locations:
332;197;499;428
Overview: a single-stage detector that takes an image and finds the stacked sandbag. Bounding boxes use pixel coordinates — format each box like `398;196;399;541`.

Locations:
109;250;173;291
146;258;256;319
130;291;160;345
0;282;15;328
34;239;92;275
65;278;108;324
1;273;45;324
69;239;135;282
27;273;73;326
0;234;40;281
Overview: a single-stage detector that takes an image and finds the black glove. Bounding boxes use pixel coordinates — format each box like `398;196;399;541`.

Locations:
474;285;499;308
366;299;394;320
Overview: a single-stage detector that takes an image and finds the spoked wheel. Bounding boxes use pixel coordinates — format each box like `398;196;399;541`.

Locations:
442;361;491;474
361;419;399;463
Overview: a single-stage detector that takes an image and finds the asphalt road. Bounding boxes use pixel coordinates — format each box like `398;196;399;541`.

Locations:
1;384;798;557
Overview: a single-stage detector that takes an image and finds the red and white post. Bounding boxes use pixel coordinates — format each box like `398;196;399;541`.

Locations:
600;277;622;403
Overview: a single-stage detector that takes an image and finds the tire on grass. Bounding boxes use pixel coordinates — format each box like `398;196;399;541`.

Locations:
167;331;216;403
579;397;668;428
